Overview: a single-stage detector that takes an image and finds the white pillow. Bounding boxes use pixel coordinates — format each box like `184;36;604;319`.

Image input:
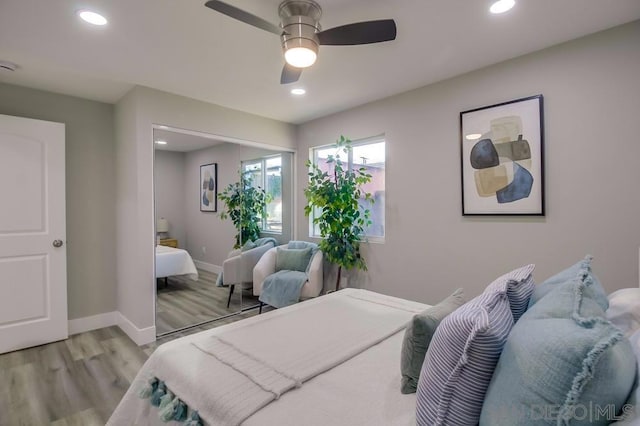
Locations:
609;329;639;425
607;288;640;336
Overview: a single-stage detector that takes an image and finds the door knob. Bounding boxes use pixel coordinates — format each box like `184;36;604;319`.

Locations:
53;239;64;248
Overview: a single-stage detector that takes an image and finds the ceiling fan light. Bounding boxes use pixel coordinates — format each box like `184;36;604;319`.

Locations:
490;0;515;14
284;47;317;68
77;10;108;26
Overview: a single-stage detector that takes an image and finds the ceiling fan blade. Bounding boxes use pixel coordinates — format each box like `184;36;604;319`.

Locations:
281;64;303;84
204;0;283;35
317;19;397;46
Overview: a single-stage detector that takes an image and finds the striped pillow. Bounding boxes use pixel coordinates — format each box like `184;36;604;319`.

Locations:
485;264;535;322
416;264;535;426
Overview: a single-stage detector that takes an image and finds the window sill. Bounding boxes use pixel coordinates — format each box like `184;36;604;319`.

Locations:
309;235;385;245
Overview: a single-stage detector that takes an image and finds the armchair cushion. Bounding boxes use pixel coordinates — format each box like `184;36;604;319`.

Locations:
221;241;275;286
254;246;323;300
241;240;257;251
275;247;313;273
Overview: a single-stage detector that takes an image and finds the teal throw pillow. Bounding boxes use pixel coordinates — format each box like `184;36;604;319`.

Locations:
241;240;257;252
480;266;636;426
275;247;313;273
528;255;608;311
400;288;466;394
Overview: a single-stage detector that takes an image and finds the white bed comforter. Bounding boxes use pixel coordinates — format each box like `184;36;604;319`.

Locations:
108;289;428;426
155;245;198;280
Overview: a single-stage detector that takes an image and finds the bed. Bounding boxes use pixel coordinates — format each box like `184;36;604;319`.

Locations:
110;268;640;426
155;245;199;281
108;289;427;425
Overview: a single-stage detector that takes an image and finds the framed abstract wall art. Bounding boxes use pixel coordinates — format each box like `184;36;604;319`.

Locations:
200;163;217;212
460;95;544;215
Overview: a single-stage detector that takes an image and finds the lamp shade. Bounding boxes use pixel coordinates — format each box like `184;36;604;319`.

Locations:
156;218;169;233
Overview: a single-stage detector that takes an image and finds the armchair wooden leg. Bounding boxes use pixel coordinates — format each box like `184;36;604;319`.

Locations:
259;301;264;314
227;284;235;308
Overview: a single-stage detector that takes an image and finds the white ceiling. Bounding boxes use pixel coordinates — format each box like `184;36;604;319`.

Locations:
153;129;225;152
1;1;639;124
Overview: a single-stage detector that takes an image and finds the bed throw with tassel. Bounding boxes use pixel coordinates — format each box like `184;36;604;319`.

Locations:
107;290;425;426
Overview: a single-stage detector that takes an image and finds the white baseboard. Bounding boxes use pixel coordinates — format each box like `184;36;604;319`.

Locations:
68;311;118;335
193;259;222;274
117;312;156;346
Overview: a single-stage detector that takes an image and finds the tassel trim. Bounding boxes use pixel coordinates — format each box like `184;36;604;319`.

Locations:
138;376;203;425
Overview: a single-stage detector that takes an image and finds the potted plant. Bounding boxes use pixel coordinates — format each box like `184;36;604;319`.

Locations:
218;171;271;249
304;136;373;292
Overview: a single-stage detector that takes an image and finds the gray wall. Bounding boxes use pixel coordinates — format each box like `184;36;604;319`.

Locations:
0;83;116;320
184;143;241;266
154;150;187;248
296;22;640;304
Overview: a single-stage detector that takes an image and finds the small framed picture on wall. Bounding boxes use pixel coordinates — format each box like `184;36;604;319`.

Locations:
200;163;217;212
460;95;545;215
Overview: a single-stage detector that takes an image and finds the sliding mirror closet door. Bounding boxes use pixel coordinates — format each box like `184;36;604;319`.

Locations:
154;129;244;335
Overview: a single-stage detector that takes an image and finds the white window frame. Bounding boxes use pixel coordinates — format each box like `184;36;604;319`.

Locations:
242;154;283;235
308;135;385;243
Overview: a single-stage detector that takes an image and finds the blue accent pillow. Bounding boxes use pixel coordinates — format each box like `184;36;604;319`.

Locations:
529;255;608;311
400;288;466;394
416;264;535;426
241;240;257;251
480;265;637;426
275;247;313;273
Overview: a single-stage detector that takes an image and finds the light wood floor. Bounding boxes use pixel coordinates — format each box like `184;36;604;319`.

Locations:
0;312;261;425
156;268;261;335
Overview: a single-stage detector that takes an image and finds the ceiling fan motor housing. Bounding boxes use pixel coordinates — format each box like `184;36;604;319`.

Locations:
279;0;322;64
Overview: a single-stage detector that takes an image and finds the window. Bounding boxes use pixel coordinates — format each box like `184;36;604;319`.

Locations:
309;137;385;240
242;155;282;233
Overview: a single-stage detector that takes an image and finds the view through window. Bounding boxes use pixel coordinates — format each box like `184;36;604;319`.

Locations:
242;155;282;233
310;137;385;240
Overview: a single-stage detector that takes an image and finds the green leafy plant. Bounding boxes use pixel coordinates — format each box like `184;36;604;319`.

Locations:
304;135;373;292
219;172;271;249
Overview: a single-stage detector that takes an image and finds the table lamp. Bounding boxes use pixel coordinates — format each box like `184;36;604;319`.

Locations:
157;217;169;242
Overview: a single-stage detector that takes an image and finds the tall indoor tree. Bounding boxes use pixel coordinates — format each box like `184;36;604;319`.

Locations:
304;136;373;292
219;172;271;249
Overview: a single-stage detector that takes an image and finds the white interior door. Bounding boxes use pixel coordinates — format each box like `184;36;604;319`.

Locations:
0;114;67;354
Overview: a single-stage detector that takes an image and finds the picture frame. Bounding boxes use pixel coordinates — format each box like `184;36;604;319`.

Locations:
200;163;217;212
460;95;544;216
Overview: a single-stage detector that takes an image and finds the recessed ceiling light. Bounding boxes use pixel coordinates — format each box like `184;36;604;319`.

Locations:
155;140;167;145
465;133;482;140
489;0;515;14
291;88;306;96
77;10;108;26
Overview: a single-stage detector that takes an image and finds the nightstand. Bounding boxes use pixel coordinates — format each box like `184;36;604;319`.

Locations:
159;238;178;248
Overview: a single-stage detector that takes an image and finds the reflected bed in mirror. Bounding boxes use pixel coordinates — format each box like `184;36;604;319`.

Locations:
153;126;293;336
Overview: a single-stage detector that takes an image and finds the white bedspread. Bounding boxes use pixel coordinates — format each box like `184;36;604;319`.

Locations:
155;245;198;280
108;289;428;426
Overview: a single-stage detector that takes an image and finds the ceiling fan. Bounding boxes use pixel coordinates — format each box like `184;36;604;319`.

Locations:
204;0;397;84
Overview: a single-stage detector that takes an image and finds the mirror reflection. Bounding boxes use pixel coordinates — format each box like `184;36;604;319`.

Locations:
154;128;292;336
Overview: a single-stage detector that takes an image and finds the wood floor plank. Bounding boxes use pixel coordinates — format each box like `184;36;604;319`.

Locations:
77;354;131;423
64;332;104;361
100;337;147;383
91;326;126;343
51;407;103;426
0;363;51;425
35;360;93;423
155;267;264;334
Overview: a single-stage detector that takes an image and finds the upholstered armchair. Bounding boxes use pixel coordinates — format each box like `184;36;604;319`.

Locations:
253;243;323;312
222;240;276;307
